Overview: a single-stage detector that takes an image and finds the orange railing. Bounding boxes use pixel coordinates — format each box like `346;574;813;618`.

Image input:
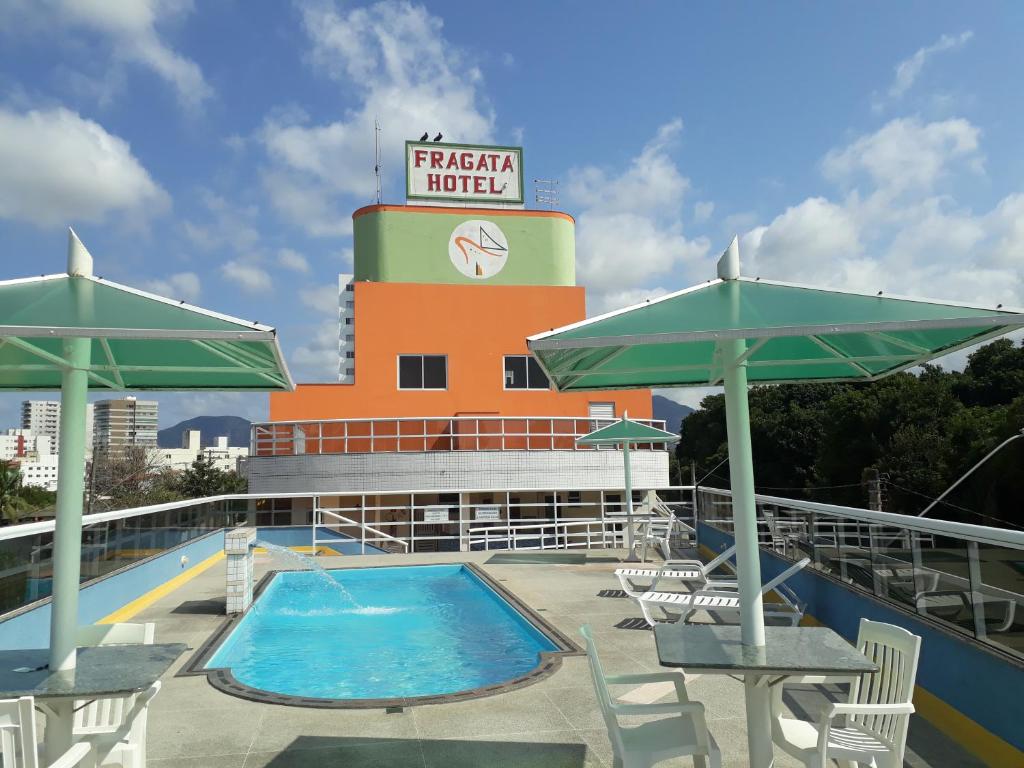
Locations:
251;416;670;456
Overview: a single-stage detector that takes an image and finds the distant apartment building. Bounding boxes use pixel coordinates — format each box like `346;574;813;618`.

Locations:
21;400;93;454
157;430;248;473
1;428;59;492
92;397;158;457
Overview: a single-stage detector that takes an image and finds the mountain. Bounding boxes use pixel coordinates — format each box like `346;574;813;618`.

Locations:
652;395;694;435
158;416;252;448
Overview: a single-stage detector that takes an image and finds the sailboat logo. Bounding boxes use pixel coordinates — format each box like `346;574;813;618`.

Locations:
448;220;509;279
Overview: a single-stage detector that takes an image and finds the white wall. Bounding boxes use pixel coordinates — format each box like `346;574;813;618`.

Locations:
246;449;669;494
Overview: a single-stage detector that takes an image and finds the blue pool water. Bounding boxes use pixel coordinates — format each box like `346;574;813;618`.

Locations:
205;564;558;700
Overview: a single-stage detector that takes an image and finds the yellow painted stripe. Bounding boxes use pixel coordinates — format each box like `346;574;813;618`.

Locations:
913;684;1021;767
253;545;340;556
98;550;224;624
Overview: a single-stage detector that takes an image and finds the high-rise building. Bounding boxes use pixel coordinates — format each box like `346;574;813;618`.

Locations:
92;397;159;457
21;400;94;454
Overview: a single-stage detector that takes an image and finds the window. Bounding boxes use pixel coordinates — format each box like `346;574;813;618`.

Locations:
503;355;549;389
345;351;355;359
344;317;354;325
398;355;447;389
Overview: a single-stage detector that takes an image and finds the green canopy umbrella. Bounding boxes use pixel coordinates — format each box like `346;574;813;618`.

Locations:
0;230;293;753
576;414;678;561
530;237;1024;766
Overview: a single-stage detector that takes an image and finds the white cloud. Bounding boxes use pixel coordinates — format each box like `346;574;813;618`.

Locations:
822;117;981;195
289;319;340;381
693;201;714;223
259;0;494;235
0;106;168;227
741;116;1024;308
567;120;710;298
301;285;339;315
183;190;260;253
588;287;670;317
887;31;973;101
5;0;212;111
144;271;200;302
277;248;310;273
221;260;272;294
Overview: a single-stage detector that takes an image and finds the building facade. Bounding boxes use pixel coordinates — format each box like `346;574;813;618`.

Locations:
20;400;93;455
157;430;248;473
247;142;670;547
92;397;158;457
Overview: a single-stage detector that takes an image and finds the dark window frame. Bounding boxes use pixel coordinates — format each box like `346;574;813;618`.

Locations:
503;354;550;390
398;354;448;390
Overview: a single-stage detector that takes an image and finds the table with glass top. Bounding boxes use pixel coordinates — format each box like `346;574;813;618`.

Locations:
0;644;186;762
654;625;876;768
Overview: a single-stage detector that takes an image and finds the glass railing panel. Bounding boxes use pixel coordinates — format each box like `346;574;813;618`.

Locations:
973;542;1024;660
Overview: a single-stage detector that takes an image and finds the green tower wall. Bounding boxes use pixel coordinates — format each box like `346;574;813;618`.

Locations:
353;206;576;287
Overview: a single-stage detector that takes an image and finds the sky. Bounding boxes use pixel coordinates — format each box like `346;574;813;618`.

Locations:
1;1;1023;429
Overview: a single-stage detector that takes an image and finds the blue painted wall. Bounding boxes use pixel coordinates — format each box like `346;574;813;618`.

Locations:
256;526;387;555
0;530;225;650
698;523;1024;752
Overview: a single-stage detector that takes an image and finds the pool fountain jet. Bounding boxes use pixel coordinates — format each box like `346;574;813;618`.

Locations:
256;540;363;608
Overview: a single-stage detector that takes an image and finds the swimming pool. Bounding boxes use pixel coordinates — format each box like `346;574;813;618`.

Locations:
198;563;571;705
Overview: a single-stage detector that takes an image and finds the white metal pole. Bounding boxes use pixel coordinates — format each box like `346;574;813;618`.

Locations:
49;230;93;674
717;236;772;767
623;440;638;561
45;231;93;764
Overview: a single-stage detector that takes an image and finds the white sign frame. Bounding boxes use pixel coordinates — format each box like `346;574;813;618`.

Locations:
423;505;451;524
406;141;523;204
474;505;502;522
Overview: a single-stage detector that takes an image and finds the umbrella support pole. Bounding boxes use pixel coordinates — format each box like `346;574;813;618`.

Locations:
48;340;89;674
723;341;772;766
621;440;640;562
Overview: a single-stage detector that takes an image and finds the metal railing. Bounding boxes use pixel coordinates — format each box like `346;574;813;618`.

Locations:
251;415;668;456
313;507;409;555
696;487;1024;661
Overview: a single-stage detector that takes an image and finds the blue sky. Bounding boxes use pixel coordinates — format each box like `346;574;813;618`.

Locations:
1;1;1022;429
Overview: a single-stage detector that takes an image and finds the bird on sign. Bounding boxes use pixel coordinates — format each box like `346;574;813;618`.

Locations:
433;132;443;142
420;132;429;141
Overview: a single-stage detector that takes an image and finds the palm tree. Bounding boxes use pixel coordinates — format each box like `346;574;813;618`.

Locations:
0;460;28;525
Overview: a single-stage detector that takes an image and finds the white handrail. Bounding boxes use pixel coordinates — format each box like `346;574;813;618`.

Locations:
699;487;1024;549
314;508;409;553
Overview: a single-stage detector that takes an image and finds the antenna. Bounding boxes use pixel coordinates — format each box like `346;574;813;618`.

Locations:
373;118;382;204
534;178;559;209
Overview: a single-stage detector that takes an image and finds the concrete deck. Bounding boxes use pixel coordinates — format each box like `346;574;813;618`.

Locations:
136;548;985;768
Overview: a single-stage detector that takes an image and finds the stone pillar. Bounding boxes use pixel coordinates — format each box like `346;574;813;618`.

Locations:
225;528;256;614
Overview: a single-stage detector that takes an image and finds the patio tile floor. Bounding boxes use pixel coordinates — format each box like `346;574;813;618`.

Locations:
136;548;986;768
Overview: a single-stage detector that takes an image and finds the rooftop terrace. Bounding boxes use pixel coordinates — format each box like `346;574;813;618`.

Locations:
131;547;987;768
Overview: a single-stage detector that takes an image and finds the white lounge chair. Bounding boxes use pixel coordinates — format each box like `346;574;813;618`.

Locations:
635;558;810;628
772;618;921;768
0;696;94;768
580;625;721;768
74;623;157;768
615;545;738;598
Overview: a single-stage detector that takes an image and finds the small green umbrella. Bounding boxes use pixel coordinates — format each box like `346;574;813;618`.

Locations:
0;230;293;755
576;414;679;561
530;237;1024;767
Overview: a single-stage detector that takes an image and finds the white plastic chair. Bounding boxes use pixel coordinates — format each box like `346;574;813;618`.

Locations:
74;623;156;768
772;619;921;768
0;696;94;768
636;558;810;628
615;545;738;598
580;625;721;768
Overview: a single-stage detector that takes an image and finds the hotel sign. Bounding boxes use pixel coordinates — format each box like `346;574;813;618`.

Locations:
406;141;523;204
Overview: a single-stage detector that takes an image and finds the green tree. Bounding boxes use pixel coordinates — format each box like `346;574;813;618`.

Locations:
174;453;248;499
0;461;28;525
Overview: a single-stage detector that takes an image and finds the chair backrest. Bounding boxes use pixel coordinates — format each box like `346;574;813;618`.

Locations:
849;619;921;753
760;558;810;595
579;625;626;757
74;622;155;734
76;622;155;647
0;697;40;768
703;544;737;574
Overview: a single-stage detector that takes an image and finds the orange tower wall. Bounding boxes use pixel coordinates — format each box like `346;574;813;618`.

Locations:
270;282;652;421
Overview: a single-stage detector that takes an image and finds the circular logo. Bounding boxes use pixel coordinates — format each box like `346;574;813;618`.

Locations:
448;220;509;279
